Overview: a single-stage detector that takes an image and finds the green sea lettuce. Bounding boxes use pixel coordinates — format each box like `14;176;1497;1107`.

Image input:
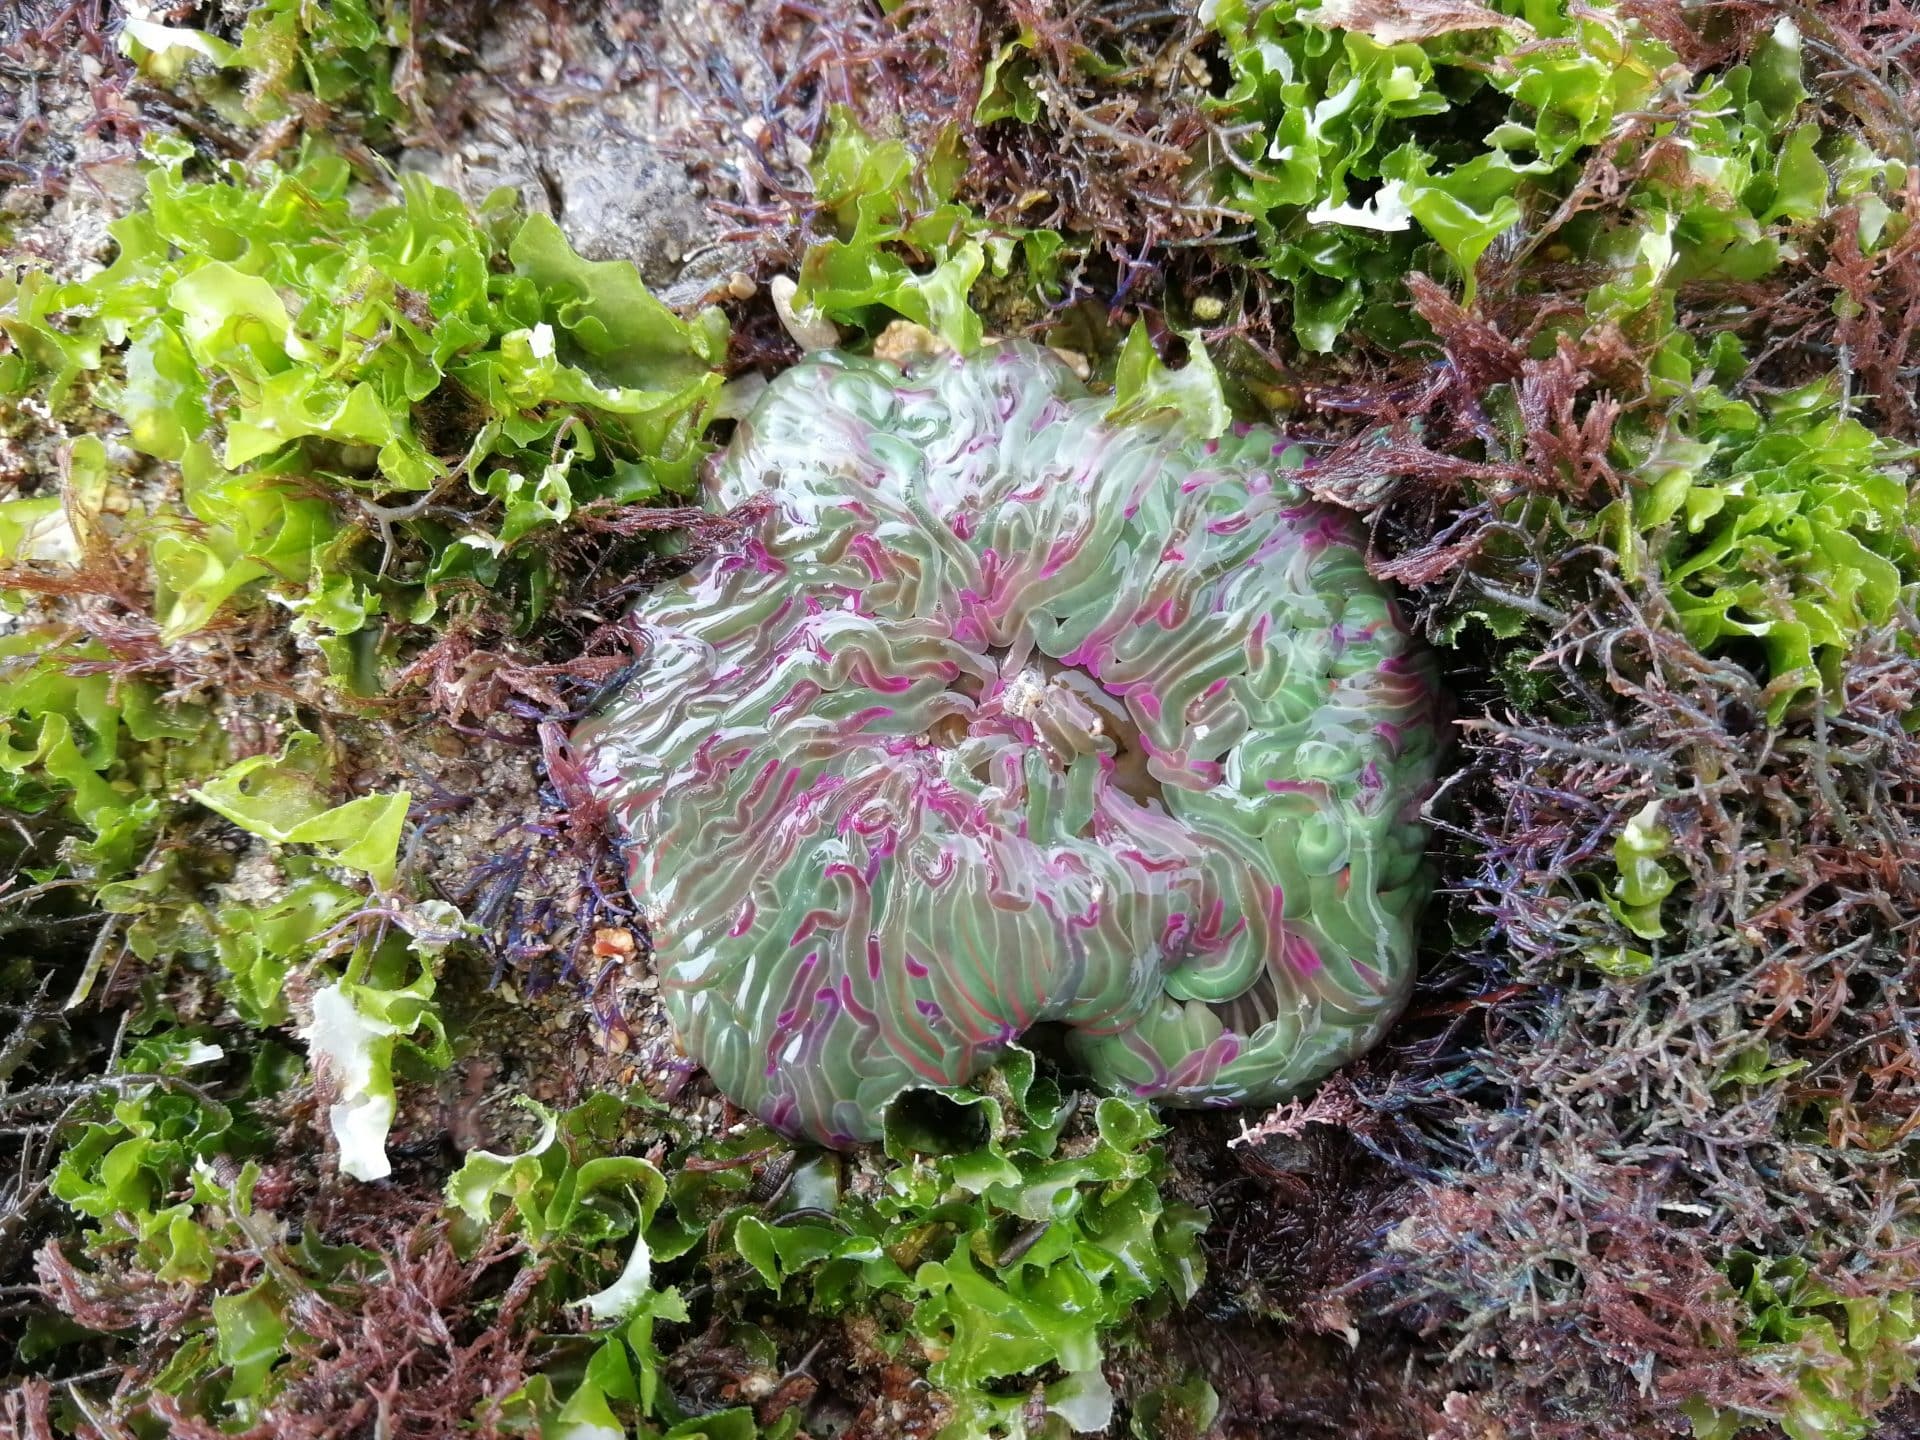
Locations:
0;134;728;668
1623;370;1918;719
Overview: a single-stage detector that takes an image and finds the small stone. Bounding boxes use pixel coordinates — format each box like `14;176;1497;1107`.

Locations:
770;276;840;352
593;927;637;958
871;320;949;365
1047;346;1092;380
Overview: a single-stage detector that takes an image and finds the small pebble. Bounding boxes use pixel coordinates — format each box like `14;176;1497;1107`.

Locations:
872;320;949;365
593;927;637;958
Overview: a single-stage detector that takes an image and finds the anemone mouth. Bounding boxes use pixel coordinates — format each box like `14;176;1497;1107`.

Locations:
922;644;1165;817
1206;963;1285;1037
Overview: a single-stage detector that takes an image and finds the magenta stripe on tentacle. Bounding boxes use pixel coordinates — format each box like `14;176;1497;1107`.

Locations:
572;344;1441;1147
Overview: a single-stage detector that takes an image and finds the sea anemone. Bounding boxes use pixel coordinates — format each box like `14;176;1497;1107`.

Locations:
574;344;1440;1146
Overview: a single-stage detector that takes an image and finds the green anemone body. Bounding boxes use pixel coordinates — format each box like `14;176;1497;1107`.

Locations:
574;344;1440;1147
